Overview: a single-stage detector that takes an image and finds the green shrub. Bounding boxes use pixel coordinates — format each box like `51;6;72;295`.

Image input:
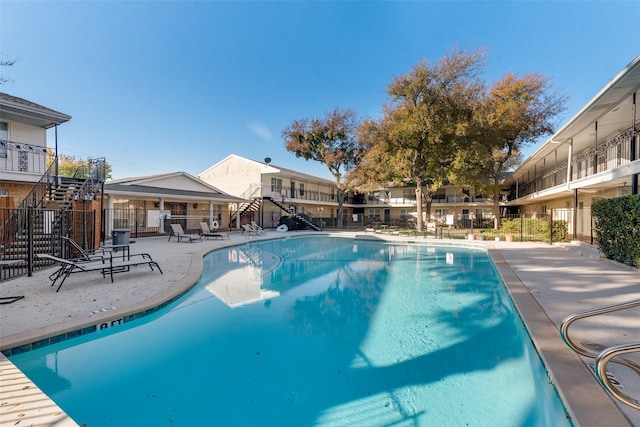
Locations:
279;213;314;231
501;217;567;242
592;195;640;267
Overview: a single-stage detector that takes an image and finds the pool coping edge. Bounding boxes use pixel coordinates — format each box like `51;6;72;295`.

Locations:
488;246;632;427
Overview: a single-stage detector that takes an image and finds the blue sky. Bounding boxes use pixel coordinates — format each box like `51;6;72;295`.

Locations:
1;1;639;181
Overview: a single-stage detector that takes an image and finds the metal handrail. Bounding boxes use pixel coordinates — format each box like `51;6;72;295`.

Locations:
561;298;640;408
596;342;640;409
561;298;640;359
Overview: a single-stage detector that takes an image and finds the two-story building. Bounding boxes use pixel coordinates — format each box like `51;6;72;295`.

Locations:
504;55;640;241
0;93;71;207
199;155;340;229
198;154;501;230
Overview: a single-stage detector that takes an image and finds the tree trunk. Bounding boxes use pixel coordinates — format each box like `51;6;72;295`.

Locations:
424;191;433;219
415;180;424;231
493;193;502;229
337;189;344;228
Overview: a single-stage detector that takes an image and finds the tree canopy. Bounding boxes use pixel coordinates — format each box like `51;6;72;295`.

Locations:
282;108;365;227
282;47;566;231
355;48;485;231
47;150;112;181
450;72;567;227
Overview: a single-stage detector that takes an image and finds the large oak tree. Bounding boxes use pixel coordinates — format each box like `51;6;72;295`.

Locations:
451;72;567;227
357;48;485;231
282;108;365;228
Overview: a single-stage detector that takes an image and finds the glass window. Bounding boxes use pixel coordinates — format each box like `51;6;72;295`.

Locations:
403;189;416;201
271;177;282;193
368;209;380;220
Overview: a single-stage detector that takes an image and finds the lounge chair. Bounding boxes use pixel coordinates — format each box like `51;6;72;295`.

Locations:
169;223;202;242
37;252;163;292
200;222;230;240
251;221;267;236
61;236;106;262
242;224;257;238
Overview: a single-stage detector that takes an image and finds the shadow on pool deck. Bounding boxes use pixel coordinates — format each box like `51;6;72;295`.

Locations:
0;231;639;426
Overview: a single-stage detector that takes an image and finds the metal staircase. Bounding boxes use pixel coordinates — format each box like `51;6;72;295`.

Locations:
231;198;262;224
263;196;322;231
0;158;106;274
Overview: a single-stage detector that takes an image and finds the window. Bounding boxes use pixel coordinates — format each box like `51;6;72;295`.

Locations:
271;177;282;193
299;183;305;196
368;209;381;220
0;122;7;158
403;189;415;201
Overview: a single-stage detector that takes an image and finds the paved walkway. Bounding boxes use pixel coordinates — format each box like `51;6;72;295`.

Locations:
1;231;639;426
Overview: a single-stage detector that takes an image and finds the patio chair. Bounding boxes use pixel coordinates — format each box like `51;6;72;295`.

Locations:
242;224;257;238
37;252;163;292
169;223;202;242
200;222;230;240
251;221;267;236
61;236;106;262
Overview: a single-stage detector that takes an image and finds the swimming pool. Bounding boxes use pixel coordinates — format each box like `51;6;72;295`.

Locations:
9;236;572;426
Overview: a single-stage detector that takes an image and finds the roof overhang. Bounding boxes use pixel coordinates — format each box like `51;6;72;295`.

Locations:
103;183;248;203
0;93;71;129
507;55;640;185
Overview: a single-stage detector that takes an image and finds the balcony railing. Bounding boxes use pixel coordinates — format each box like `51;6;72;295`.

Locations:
263;185;338;203
510;124;640;200
0;140;50;175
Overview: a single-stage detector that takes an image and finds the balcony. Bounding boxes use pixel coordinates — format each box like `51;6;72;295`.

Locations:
509;124;640;201
0;140;50;179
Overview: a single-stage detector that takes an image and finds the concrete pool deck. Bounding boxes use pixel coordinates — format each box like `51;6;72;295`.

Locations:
1;231;639;426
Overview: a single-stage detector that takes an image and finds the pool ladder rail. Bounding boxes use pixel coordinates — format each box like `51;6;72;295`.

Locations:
561;299;640;410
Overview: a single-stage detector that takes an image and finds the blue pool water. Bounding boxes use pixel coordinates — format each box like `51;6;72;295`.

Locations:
9;236;572;426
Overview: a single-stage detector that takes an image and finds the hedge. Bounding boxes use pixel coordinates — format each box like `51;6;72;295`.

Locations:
592;195;640;268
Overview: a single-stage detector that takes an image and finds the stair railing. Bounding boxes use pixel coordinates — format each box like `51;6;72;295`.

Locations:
0;161;57;257
0;157;106;274
58;157;106;214
263;197;322;231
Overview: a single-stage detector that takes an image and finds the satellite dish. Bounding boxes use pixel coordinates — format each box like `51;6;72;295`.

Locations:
264;157;272;164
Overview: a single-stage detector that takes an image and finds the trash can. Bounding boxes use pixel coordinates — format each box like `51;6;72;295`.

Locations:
111;229;130;250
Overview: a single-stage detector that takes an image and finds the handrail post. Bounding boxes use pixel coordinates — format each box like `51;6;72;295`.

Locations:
27;206;34;277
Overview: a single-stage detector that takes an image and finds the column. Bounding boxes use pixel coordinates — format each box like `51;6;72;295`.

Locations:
159;198;165;234
107;195;114;237
631;92;638;194
209;201;214;229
